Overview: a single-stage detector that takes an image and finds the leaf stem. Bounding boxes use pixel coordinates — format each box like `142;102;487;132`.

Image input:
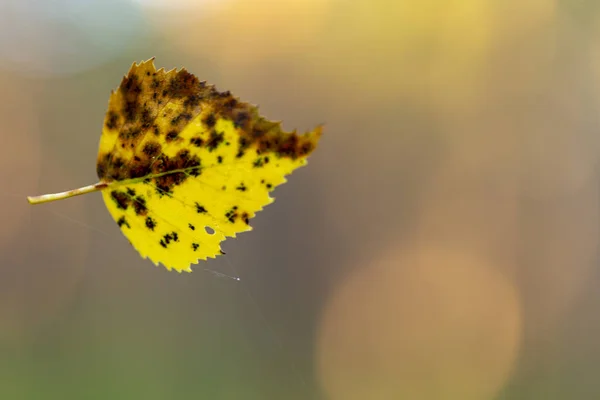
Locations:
27;182;108;205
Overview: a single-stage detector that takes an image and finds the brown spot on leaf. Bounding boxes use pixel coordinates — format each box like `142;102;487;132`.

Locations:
129;158;152;179
120;72;143;122
113;156;125;170
146;216;156;231
278;134;299;158
105;156;127;180
206;130;224;151
133;196;148;216
161;231;179;247
117;216;130;228
140;107;153;129
96;153;111;179
195;203;207;213
190;137;204;147
111;190;130;210
224;97;238;110
105;110;119;130
150;149;201;193
225;207;238;223
119;127;142;142
143;141;161;158
167;69;199;99
188;168;201;177
203;113;216;128
171;112;192;125
233;110;249;129
184;94;201;108
253;157;264;168
165;130;179;142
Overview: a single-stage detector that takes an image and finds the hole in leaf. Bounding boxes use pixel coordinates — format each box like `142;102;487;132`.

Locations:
205;226;215;235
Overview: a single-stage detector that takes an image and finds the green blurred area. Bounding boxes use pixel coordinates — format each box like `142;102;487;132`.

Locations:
2;0;600;399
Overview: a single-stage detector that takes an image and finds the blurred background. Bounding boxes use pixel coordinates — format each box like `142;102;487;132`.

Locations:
1;0;600;398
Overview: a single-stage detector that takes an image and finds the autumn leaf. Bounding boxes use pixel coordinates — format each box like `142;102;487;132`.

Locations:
28;58;322;272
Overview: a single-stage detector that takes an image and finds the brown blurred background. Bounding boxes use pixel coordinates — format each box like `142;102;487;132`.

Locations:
1;0;600;399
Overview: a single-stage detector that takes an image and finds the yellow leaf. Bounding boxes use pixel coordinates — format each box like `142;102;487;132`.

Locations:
28;58;322;272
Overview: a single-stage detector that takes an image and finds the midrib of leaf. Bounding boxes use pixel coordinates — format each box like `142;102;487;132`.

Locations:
102;159;255;189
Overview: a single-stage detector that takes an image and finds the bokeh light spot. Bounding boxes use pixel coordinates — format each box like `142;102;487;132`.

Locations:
317;244;522;400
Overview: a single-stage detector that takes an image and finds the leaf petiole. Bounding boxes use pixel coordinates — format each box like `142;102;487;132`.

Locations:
27;182;108;205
